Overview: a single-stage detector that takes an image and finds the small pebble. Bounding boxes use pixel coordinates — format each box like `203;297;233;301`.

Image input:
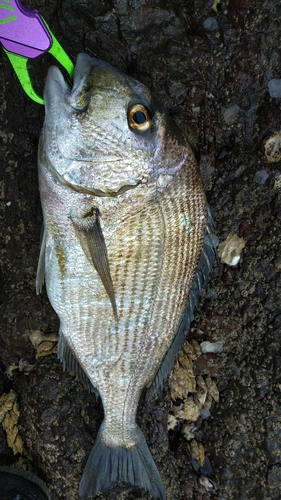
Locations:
206;288;218;299
200;408;211;419
274;173;281;190
222;104;240;125
203;17;218;31
200;341;223;354
231;365;241;376
254;170;269;185
205;376;219;403
182;422;196;441
200;456;214;476
199;476;217;492
167;414;178;431
218;234;245;266
130;43;138;54
268;79;281;98
176;397;200;421
264;132;281;163
190;439;205;467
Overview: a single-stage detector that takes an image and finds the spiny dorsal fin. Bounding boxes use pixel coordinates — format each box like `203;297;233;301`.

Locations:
71;207;117;319
146;204;218;400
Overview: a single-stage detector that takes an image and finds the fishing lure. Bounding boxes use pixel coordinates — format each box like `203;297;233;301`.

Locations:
0;0;73;103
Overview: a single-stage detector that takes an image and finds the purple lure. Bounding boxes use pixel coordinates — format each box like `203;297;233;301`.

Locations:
0;0;51;58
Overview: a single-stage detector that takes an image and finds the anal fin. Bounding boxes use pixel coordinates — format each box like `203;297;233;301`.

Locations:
58;333;97;394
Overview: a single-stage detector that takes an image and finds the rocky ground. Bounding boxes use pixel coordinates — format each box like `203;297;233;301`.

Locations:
0;0;280;499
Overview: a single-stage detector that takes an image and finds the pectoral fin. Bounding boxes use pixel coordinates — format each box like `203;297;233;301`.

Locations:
36;224;47;295
71;208;117;319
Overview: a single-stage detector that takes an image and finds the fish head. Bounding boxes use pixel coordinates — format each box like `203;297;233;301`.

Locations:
41;53;193;196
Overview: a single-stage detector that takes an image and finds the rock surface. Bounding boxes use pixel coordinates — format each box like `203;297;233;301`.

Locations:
0;1;281;499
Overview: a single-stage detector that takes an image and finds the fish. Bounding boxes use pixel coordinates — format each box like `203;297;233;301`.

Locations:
37;53;216;500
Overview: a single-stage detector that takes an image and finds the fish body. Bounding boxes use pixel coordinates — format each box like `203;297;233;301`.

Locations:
37;54;216;499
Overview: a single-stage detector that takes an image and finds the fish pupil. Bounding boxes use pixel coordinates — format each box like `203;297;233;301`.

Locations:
133;111;147;124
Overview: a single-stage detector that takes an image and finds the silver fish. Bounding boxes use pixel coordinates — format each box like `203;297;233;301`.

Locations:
37;53;216;500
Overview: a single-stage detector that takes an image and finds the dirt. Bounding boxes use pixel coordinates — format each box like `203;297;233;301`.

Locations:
0;0;280;499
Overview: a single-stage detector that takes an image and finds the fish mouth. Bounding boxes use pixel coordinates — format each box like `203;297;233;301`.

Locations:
44;54;110;112
45;154;144;197
61;177;143;198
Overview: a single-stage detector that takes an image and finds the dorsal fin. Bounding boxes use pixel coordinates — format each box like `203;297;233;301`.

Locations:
146;205;218;400
71;208;117;319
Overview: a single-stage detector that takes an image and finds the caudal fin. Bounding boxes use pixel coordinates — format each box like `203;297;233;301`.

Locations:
79;425;166;500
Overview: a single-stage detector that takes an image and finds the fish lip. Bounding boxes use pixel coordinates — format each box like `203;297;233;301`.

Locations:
44;65;70;113
72;53;94;90
67;54;96;110
44;55;94;112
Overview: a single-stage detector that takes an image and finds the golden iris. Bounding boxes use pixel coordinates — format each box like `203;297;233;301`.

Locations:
127;104;153;132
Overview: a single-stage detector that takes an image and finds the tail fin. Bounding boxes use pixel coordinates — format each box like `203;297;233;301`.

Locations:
79;425;166;500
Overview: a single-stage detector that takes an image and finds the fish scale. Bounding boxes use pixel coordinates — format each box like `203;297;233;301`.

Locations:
95;174;204;447
53;168;204;437
37;53;216;499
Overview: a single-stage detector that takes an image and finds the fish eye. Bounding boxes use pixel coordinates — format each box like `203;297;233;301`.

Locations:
127;104;153;132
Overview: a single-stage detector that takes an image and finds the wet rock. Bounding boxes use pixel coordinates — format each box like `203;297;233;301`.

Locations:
268;465;281;491
1;1;281;499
